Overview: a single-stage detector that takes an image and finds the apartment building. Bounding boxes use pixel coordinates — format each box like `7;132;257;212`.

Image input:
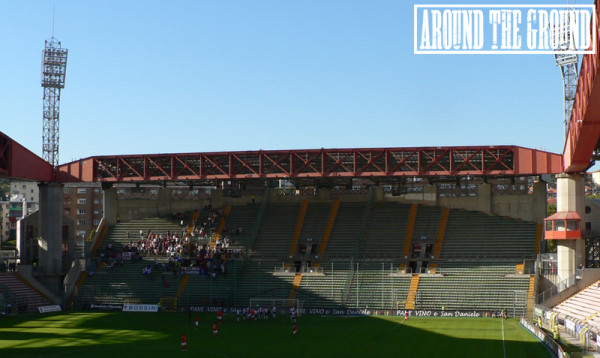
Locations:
63;183;103;241
0;181;39;244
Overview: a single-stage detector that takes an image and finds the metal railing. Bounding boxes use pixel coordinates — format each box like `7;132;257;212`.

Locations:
272;264;323;274
536;269;582;304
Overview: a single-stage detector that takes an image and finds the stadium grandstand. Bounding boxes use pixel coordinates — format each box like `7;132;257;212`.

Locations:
4;1;600;356
1;110;600;355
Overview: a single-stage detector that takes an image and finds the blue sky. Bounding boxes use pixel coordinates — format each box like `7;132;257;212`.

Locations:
0;0;592;164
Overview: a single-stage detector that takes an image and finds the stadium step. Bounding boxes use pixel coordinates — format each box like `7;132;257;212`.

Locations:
288;273;303;300
91;226;109;256
516;263;524;274
66;225;107;308
431;207;450;260
210;206;232;249
72;201;541;311
398;263;406;274
288;200;309;255
0;273;53;313
315;200;340;264
253;203;301;258
176;274;190;299
526;275;535;317
66;271;88;309
352;191;375;259
405;274;421;310
185;211;199;238
401;204;418;258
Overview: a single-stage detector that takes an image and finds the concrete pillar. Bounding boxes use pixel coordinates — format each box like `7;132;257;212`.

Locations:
103;188;118;225
210;189;224;208
556;173;586;283
373;186;384;201
316;188;332;201
556;173;585;214
557;240;576;284
157;188;172;216
478;183;492;214
38;183;63;275
423;184;438;205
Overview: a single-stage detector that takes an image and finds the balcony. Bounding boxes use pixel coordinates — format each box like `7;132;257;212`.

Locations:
544;211;581;240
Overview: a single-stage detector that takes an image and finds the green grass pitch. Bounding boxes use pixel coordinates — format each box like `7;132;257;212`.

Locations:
0;312;551;357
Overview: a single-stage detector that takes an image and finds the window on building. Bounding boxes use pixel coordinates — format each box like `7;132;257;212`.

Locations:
93;219;99;225
78;209;86;215
94;210;99;215
64;187;71;194
77;230;86;237
94;188;100;193
22;185;26;189
78;219;86;225
77;188;87;194
94;199;99;205
64;209;70;215
30;189;34;193
586;206;592;214
77;198;86;205
586;222;592;231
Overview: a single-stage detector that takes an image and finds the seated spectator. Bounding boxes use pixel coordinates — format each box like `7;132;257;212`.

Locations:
2;303;12;316
143;265;152;277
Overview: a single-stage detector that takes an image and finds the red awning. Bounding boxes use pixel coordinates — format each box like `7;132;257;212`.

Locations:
545;211;582;220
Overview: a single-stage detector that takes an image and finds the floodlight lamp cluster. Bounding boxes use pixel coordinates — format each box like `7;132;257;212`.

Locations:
41;38;68;88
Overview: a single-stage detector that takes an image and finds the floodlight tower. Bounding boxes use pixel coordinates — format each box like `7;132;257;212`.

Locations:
554;5;579;138
41;36;68;167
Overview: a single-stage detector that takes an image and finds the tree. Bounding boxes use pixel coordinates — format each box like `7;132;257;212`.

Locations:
0;178;8;200
546;203;557;253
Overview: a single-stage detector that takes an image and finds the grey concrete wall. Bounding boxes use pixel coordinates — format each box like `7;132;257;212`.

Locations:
38;183;63;275
117;198;201;222
19;207;92;264
103;188;118;225
16;265;61;304
439;183;492;215
437;182;545;223
110;183;542;224
16;211;39;264
401;184;438;205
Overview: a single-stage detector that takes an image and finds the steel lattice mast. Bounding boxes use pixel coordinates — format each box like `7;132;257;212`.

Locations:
41;36;68;167
554;4;579;138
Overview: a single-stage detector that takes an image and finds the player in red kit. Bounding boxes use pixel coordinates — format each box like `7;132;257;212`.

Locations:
181;334;187;351
217;309;223;324
403;311;409;323
212;322;219;337
292;324;297;337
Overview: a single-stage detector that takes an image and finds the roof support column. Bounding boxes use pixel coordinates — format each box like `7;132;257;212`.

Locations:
556;173;586;284
37;182;64;297
103;186;117;225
